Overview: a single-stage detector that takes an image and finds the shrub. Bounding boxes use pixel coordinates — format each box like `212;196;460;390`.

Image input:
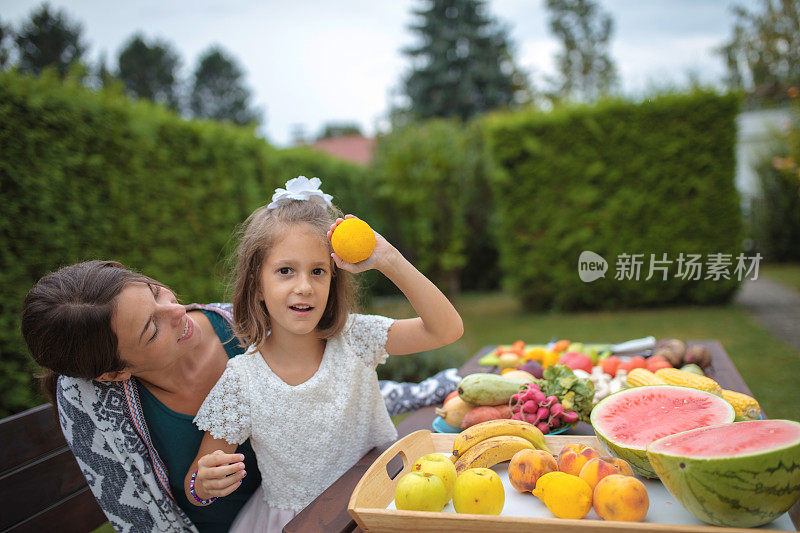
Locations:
372;119;498;295
484;91;744;310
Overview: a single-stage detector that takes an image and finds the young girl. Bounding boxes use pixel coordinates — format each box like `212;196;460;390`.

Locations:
185;176;463;531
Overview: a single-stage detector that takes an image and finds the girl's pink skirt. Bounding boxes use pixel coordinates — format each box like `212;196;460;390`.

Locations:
229;486;298;533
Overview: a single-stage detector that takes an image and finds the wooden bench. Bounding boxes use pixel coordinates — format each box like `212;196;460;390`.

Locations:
0;403;106;533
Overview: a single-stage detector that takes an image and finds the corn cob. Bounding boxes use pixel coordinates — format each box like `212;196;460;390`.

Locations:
721;389;761;420
654;368;722;395
625;368;668;387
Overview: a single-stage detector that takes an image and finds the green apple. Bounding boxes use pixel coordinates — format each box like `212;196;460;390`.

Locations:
452;467;505;515
567;342;584;354
411;453;457;500
394;471;448;512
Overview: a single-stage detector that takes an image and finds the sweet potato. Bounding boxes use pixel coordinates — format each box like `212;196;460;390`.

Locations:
460;405;510;429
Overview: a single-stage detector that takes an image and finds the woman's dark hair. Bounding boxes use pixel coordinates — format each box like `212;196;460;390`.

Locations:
21;260;165;404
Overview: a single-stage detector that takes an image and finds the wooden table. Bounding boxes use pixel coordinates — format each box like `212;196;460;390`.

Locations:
284;340;796;532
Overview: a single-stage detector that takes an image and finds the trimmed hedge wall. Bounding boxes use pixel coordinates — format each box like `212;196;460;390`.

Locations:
484;91;743;310
0;71;371;416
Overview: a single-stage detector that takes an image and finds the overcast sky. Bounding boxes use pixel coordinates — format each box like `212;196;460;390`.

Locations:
4;0;737;146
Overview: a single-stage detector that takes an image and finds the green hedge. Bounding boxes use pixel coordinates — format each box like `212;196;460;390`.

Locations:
0;71;371;416
371;119;499;295
484;91;744;310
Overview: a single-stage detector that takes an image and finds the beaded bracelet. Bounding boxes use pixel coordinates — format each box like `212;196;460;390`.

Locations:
189;470;218;505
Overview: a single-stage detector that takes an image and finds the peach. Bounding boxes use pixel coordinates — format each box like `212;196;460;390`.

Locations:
593;474;649;522
507;449;557;493
603;456;634;477
579;457;626;490
557;443;600;476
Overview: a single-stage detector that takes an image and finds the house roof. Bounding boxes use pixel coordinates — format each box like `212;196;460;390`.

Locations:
310;134;375;165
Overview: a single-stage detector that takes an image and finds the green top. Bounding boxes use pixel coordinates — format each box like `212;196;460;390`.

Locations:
136;308;261;533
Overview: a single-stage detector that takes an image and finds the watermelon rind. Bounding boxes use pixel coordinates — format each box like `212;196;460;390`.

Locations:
646;419;800;528
590;385;735;478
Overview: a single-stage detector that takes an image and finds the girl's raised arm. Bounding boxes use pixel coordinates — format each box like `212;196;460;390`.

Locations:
183;431;246;506
329;216;463;356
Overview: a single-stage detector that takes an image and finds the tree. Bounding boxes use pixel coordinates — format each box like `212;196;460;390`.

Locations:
545;0;618;102
93;52;114;88
718;0;800;106
189;46;261;126
14;3;86;78
117;34;181;110
401;0;529;121
317;122;363;140
0;19;13;69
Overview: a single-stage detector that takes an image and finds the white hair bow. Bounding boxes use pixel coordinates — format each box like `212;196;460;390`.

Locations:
267;176;333;210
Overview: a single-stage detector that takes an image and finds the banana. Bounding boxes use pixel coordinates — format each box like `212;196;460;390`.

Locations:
452;419;552;458
453;435;535;474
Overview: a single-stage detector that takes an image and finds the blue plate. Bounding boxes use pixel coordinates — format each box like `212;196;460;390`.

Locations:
432;416;575;435
547;424;572;435
432;416;461;433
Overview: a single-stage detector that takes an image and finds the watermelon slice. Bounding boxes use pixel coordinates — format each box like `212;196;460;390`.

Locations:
590;385;735;477
647;419;800;528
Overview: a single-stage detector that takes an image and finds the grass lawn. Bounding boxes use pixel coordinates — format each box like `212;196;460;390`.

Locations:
371;291;800;422
762;262;800;292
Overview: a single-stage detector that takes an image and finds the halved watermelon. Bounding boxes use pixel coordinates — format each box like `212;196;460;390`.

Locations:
647;419;800;528
590;385;735;477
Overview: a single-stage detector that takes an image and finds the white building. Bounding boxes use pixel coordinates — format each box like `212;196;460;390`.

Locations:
735;107;793;213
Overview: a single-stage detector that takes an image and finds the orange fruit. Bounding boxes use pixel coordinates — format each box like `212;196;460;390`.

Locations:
331;218;375;263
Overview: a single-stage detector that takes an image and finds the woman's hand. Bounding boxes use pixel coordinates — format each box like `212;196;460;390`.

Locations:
327;215;399;274
192;450;246;502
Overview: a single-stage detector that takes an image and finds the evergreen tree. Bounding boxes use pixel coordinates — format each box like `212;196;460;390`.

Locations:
402;0;529;121
189;46;261;126
545;0;618;102
14;3;86;78
718;0;800;106
117;34;181;110
0;19;13;69
94;52;114;88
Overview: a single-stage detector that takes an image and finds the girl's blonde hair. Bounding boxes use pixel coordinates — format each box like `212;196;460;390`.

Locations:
231;200;355;348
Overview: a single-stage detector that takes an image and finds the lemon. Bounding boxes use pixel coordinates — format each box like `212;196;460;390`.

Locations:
331;218;376;263
532;471;593;519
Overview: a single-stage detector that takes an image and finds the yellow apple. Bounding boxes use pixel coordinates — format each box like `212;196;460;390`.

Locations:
394;471;448;512
412;453;457;500
453;468;505;515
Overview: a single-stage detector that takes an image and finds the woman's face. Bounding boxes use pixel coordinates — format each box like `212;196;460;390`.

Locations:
107;281;202;378
258;223;332;338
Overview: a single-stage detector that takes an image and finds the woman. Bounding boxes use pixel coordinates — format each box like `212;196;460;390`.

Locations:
22;260;460;532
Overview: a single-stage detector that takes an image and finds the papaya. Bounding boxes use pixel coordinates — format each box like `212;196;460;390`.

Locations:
457;374;528;406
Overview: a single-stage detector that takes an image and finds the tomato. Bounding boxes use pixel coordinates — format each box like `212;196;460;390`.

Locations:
646;355;672;373
600;356;621;377
630;356;647;369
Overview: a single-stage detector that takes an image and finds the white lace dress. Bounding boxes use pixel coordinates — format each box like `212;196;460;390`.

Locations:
194;313;398;531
